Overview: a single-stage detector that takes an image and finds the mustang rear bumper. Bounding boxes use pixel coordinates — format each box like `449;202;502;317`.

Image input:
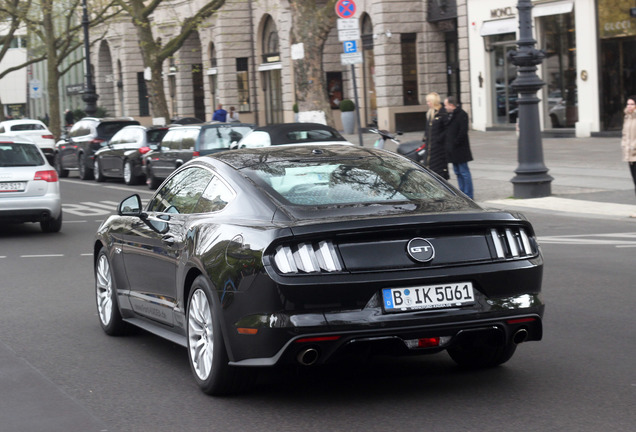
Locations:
227;294;544;367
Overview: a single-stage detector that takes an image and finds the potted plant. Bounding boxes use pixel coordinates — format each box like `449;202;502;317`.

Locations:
339;99;356;134
293;103;299;122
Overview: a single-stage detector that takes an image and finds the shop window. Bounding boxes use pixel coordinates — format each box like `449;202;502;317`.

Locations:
401;33;418;106
236;58;250;112
327;72;343;109
541;11;577;129
137;72;149;117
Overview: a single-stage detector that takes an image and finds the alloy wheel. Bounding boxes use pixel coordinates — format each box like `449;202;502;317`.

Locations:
95;254;113;326
188;289;214;380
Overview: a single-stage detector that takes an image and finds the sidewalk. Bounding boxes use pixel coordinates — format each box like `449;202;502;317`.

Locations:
343;129;636;220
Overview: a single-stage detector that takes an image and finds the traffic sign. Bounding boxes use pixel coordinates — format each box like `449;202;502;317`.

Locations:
29;79;42;99
343;40;357;53
337;18;358;30
335;0;356;19
338;28;360;42
341;52;363;65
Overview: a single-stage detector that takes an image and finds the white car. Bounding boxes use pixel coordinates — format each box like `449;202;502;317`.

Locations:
235;123;353;148
0;119;56;162
0;135;62;232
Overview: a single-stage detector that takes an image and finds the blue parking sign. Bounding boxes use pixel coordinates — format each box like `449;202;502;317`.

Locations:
343;40;357;53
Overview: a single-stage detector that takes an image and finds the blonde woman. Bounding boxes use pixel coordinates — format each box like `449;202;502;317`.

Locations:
421;92;449;179
621;96;636;217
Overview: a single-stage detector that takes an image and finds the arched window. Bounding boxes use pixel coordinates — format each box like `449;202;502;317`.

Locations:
262;16;280;63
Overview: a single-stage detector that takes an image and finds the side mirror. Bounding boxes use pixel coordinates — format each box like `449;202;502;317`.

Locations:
118;194;144;217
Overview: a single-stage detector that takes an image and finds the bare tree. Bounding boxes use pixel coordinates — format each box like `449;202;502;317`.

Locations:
288;0;338;127
0;0;123;135
114;0;226;122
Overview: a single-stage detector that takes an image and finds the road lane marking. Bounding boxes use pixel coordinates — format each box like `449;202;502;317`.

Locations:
538;232;636;247
20;254;65;258
80;201;118;210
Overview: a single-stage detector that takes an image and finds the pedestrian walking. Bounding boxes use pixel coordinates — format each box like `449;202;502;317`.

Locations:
444;96;474;199
422;92;449;180
227;106;240;122
621;95;636;217
212;104;227;122
64;109;74;128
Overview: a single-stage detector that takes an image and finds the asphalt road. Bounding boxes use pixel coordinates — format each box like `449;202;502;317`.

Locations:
1;175;635;432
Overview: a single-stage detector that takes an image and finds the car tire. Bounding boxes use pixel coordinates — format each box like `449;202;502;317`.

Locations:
447;339;517;369
187;275;256;396
78;153;94;180
40;211;62;233
94;159;105;182
54;153;69;178
123;160;141;185
95;249;127;336
147;166;162;189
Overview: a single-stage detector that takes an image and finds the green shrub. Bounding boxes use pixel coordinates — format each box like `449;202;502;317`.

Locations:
339;99;355;112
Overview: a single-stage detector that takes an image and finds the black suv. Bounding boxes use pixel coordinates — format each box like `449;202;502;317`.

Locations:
54;117;139;180
143;122;254;188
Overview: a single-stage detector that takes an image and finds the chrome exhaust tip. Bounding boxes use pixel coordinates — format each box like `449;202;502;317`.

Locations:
513;328;529;344
297;348;320;366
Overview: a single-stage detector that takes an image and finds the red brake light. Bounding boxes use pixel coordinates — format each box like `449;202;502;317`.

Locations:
416;143;427;152
42;134;55;139
34;170;58;182
139;146;151;154
295;336;341;343
417;337;440;348
193;151;200;157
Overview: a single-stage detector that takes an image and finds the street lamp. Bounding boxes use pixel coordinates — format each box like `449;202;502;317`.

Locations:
81;0;98;116
508;0;552;198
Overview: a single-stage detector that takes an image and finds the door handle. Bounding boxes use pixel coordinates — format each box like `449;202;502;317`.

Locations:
162;234;177;246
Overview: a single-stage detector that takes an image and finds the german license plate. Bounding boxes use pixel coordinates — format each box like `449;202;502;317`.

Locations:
0;182;26;192
382;282;475;312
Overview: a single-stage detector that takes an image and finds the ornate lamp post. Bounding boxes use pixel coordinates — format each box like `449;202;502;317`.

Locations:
508;0;552;198
81;0;99;116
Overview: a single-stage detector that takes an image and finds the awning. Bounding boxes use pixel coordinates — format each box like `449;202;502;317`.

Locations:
480;18;517;36
257;62;282;72
532;1;574;18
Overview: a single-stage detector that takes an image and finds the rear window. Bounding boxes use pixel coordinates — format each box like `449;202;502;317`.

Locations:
200;125;253;150
10;123;46;131
0;143;45;167
96;121;139;139
243;155;455;206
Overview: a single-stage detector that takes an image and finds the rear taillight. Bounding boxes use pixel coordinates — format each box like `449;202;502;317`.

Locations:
90;138;105;149
416;143;426;152
42;134;55;139
34;170;58;182
490;227;537;259
139;146;151;154
193;151;200;157
273;240;343;274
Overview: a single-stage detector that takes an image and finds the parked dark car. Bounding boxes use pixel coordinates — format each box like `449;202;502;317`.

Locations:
93;125;170;185
143;122;254;189
54;117;140;180
235;122;351;148
95;144;544;396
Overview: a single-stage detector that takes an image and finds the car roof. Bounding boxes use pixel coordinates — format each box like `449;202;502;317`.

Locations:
209;144;378;170
0;119;47;127
0;133;36;144
249;123;346;144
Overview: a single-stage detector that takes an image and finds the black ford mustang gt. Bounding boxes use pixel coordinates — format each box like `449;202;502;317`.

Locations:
94;144;544;395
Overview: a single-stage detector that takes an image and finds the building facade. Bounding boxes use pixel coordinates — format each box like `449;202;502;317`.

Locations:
468;0;636;137
90;0;471;132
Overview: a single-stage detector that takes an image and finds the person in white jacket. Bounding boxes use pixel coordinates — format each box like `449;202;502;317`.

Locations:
621;96;636;217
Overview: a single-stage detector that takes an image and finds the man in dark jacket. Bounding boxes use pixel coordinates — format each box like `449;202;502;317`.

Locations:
443;96;474;199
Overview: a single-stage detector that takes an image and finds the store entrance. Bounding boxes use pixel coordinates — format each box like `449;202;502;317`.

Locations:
489;35;518;126
600;38;636;130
